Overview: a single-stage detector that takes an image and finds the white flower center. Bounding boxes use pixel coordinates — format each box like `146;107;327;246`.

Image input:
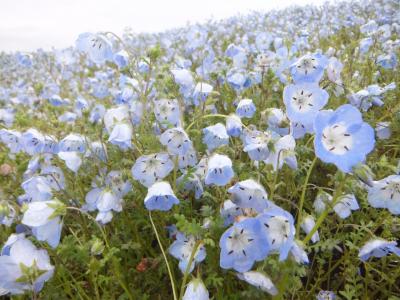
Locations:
381;181;400;201
296;58;317;75
291;89;314;112
263;216;290;249
226;227;253;256
321;123;353;155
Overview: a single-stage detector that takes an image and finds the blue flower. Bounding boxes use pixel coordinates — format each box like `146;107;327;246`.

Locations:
169;233;206;273
226;114;243;137
131;153;174;187
202;123;229;151
182;279;209;300
375;122;391;140
358;239;400;261
21;200;64;248
76;32;113;65
160;127;192;155
204;154;234;186
0;235;54;295
219;217;269;272
21;176;52;202
283;83;328;124
290;53;328;83
236;99;256;118
257;206;295;261
314;104;375;173
264;135;297;171
144;181;179;211
290;241;309;264
237;271;278;296
177;173;203;200
220;200;245;226
300;215;319;243
193;83;213;106
333;194;359;219
21;129;44;155
58;134;86;153
113;50;129;68
0;129;22;153
317;291;336;300
242;130;273;161
153;99;181;128
368;175;400;215
228;179;270;213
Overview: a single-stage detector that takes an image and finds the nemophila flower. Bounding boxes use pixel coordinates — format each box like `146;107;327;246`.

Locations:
76;32;113;64
227;69;251;92
182;279;209;300
169;233;206;273
226;114;243;137
154;99;181;128
314;104;375;173
264;108;289;136
264;135;297;171
202;123;229;151
48;95;70;106
58;112;77;124
228;179;270;213
178;147;198;169
290;53;328;83
243;130;273;161
205;154;234;186
375;122;391;140
283;83;329;124
377;53;397;69
131;153;174;187
108;122;132;150
300;215;319;243
237;271;278;296
367;175;400;214
359;37;374;54
193;82;213;105
58;151;82;173
236;99;256;118
0;129;22;153
144;181;179;211
290;241;309;264
317;291;336;300
43;135;59;154
21;176;52;202
21;129;44;155
219;217;269;272
89;104;106;124
352;163;375;187
171;69;194;90
160;127;192;155
358;239;400;261
177;173;203;200
0;236;54;295
327;57;343;85
333;194;359;219
220;200;245;226
0;108;15;128
347;82;395;112
58;134;86;153
313;191;333;214
22;200;64;248
257;206;295;261
113;49;129;68
85;141;108;162
290;121;314;139
40;166;66;191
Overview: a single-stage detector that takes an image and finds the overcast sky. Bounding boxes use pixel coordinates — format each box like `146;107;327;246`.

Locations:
0;0;331;52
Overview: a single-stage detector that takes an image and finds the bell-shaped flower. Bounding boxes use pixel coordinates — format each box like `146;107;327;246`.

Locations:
154;99;181;128
290;121;314;139
375;122;391;140
313;191;333;214
264;135;297;171
75;32;113;65
220;200;245;226
243;130;272;161
21;176;52;202
144;181;179;211
169;233;206;273
333;194;359;219
237;271;278;296
58;151;82;173
108;122;132;150
0;236;54;295
177;173;203;200
368;175;400;215
160;127;192;155
131;153;174;187
300;215;319;243
204;154;234;186
113;49;129;68
314;104;375;173
228;179;270;213
193;82;213;106
257;206;295;261
0;202;16;227
58;134;86;153
283;83;328;124
290;53;328;83
178;147;198;170
220;217;269;272
182;278;209;300
290;241;309;264
0;129;22;153
22;129;44;155
358;239;400;261
226;114;243;137
21;200;65;248
236;99;256;118
202;123;229;151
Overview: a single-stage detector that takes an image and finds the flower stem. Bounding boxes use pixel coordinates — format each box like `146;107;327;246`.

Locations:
295;156;317;238
149;212;178;300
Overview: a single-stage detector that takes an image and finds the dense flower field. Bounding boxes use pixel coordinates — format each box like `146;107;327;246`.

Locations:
0;0;399;299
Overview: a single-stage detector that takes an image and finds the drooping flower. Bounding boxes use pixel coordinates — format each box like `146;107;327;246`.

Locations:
220;200;246;226
219;218;269;272
313;191;333;214
182;278;209;300
76;32;113;64
202;123;229;151
375;122;391;140
283;83;328;124
314;104;375;173
226;114;243;137
204;154;234;186
160;127;192;155
131;153;174;187
228;179;270;213
300;215;319;243
317;291;336;300
0;236;54;295
333;194;359;219
236;99;256;119
264;135;297;171
358;239;400;261
237;271;278;296
58;134;86;153
169;233;206;273
193;82;213;106
153;99;181;128
257;206;295;261
290;241;309;264
368;175;400;215
144;181;179;211
242;130;273;161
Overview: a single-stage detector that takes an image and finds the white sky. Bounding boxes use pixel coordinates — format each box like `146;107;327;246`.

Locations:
0;0;330;52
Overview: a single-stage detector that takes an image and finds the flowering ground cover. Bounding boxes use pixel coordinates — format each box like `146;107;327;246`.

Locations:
0;0;399;299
